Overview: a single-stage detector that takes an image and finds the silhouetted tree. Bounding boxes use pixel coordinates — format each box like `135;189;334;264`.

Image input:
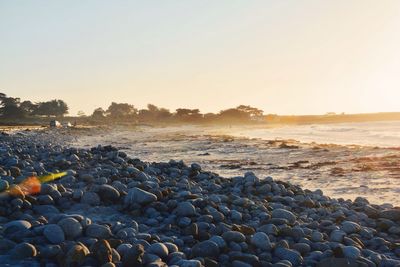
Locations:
157;108;173;120
20;101;37;115
91;107;106;120
174;108;202;122
138;104;173;122
0;93;25;118
34;100;69;117
218;108;250;121
106;102;137;121
236;105;264;119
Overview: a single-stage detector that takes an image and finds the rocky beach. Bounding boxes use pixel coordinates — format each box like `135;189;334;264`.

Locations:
0;128;400;267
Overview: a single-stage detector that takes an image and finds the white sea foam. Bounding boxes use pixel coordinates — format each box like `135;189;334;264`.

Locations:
230;121;400;147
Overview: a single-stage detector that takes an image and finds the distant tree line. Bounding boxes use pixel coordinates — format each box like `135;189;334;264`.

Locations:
89;103;264;124
0;92;68;119
0;92;265;124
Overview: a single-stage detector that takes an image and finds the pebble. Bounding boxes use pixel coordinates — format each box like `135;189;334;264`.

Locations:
57;217;83;239
66;243;90;266
10;242;37;260
272;209;296;224
125;187;157;206
3;220;31;235
251;232;272;251
0;179;9;191
86;224;112;239
330;230;346;242
380;209;400;221
147;243;169;258
175;201;196;216
342;246;361;259
274;247;303;266
98;184;120;202
222;231;246;243
43;224;65;244
81;191;101;206
191;240;220;258
92;239;113;264
341;221;361;234
0;132;399;266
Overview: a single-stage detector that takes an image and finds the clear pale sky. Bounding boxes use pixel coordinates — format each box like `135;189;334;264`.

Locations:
1;1;400;116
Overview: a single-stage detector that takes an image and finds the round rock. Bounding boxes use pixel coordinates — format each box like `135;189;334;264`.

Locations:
81;191;101;206
98;184;120;202
251;232;272;251
175;201;196;217
43;224;65;244
125;187;157;206
147;243;169;259
222;231;246;243
272;209;296;224
3;220;31;235
10;242;37;260
58;217;83;239
191;240;220;258
86;224;112;239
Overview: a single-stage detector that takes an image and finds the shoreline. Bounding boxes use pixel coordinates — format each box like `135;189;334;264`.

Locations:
67;126;400;206
0;129;400;266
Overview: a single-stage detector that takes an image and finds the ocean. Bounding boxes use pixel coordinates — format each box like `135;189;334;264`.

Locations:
229;121;400;148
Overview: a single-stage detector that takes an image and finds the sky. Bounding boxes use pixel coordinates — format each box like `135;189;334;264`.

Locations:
1;1;400;116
